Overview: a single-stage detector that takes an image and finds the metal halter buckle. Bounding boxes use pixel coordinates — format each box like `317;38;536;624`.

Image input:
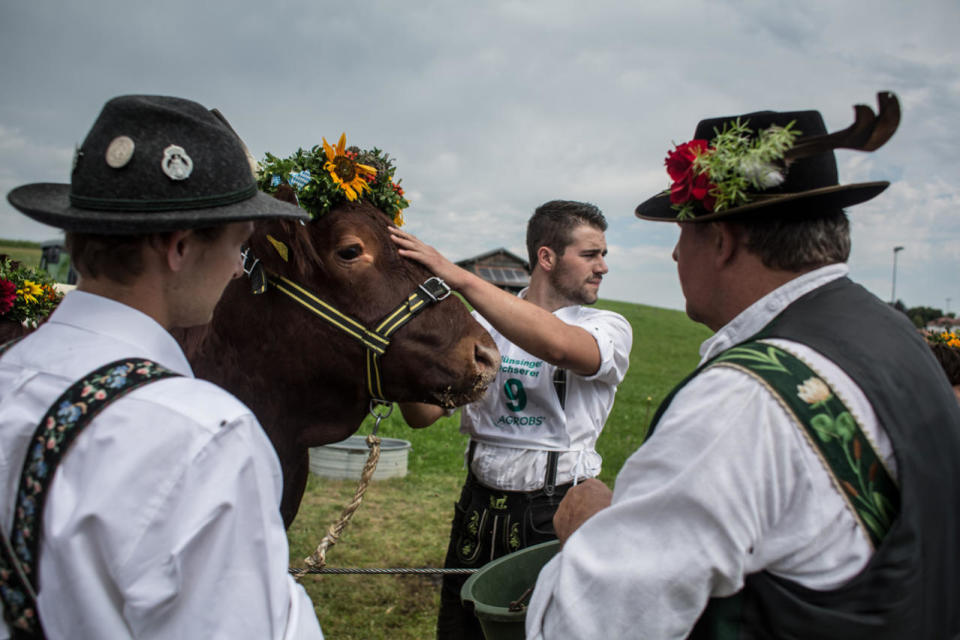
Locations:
419;277;452;303
240;247;260;276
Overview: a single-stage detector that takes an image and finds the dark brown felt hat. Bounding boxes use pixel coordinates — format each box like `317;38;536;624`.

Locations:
7;95;308;233
635;92;900;223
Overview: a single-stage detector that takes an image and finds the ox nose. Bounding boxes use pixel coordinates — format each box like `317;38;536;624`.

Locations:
474;341;499;376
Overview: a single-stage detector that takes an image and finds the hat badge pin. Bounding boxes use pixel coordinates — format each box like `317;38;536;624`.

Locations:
105;135;135;168
161;144;193;180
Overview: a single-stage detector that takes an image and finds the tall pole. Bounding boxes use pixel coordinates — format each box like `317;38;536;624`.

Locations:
891;246;904;304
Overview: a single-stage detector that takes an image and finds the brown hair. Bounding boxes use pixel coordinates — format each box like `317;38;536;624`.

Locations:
66;226;227;285
526;200;607;268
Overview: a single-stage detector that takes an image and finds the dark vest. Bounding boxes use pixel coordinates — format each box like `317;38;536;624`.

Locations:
650;277;960;639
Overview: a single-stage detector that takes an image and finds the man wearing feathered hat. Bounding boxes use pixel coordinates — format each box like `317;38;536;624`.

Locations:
0;96;324;638
525;92;960;638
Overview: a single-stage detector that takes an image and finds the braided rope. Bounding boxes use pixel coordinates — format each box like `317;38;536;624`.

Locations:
292;434;382;578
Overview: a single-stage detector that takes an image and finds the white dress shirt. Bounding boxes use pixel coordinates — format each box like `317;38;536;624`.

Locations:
462;298;633;491
0;291;323;639
526;265;896;639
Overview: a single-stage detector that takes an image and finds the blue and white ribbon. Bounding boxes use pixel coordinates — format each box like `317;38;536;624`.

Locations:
270;174;282;188
288;170;312;191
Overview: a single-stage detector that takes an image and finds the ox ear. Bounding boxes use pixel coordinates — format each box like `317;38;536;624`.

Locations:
273;184;300;206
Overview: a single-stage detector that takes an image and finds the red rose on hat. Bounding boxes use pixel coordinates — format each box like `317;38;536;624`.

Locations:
665;139;716;211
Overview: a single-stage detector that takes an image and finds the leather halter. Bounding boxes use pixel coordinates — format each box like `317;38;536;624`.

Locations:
240;247;452;401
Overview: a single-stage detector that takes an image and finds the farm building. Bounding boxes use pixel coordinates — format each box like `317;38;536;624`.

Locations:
456;248;530;294
926;316;960;333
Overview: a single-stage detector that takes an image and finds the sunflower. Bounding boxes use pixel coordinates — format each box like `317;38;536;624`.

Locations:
17;280;44;305
322;133;377;201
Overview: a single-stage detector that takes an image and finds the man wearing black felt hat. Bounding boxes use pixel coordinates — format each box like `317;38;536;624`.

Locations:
0;96;324;638
526;92;960;639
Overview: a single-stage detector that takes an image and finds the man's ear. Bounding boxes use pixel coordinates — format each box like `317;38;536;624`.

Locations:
158;230;193;273
713;222;742;267
536;246;557;273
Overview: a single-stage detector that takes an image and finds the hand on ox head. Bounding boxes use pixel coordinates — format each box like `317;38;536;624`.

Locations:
389;228;469;289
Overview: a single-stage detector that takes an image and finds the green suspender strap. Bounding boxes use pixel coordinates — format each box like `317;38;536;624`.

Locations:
0;351;179;638
709;340;900;549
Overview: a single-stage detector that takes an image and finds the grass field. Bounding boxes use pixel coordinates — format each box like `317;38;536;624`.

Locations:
288;298;712;639
0;239;42;268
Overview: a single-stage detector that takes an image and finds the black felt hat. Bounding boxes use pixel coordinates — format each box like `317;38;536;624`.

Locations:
635;92;900;222
7;95;308;233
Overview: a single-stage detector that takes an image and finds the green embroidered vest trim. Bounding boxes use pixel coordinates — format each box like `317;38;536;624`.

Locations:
708;340;900;549
0;354;179;638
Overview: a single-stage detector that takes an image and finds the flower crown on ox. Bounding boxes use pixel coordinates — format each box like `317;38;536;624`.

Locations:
257;133;410;226
665;119;802;221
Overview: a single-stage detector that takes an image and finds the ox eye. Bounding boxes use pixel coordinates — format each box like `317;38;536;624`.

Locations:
337;245;362;260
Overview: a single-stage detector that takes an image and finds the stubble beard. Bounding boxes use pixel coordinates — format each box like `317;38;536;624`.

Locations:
549;266;598;307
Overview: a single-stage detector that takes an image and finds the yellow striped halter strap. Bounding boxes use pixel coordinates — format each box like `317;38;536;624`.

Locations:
240;247;452;401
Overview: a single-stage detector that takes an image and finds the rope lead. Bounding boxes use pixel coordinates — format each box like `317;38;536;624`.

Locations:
295;401;393;577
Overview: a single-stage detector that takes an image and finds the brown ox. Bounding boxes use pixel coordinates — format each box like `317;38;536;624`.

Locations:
177;198;499;526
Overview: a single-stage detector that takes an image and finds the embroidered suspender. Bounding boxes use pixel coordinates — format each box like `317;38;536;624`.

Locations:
0;351;179;638
709;341;899;548
543;368;568;496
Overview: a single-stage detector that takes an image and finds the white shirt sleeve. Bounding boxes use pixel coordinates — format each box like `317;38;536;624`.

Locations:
526;363;873;639
38;404;323;640
574;309;633;385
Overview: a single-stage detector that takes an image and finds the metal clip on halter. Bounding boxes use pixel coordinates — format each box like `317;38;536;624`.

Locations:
240;247;267;295
368;400;394;437
418;277;452;303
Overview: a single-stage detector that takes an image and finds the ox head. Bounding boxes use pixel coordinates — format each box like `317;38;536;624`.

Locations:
244;195;499;420
177;131;498;524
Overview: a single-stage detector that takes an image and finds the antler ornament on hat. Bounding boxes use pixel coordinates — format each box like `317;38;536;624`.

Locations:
635;91;901;223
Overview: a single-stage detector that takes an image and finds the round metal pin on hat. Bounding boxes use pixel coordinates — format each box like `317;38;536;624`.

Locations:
105;136;135;168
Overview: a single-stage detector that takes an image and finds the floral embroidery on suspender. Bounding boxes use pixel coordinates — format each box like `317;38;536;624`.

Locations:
710;341;899;548
0;357;179;636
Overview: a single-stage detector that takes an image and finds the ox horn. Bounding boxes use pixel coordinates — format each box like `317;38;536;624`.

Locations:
783;91;900;163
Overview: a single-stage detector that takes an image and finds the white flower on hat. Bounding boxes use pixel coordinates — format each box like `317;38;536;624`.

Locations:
739;157;785;189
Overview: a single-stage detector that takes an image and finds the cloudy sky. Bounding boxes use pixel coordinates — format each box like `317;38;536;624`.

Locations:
2;0;958;312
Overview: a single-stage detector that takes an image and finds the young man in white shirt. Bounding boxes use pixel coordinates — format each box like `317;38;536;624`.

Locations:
1;95;324;639
391;200;632;639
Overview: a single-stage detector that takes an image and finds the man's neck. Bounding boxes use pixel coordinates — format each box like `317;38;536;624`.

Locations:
523;271;576;312
78;276;172;329
707;264;825;332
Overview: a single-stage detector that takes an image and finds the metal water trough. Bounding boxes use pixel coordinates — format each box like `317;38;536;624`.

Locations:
308;435;412;481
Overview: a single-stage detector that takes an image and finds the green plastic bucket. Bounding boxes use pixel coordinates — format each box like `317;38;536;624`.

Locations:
461;540;561;640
